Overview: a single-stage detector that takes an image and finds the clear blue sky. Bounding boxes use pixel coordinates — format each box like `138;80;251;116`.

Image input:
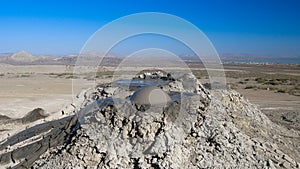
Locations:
0;0;299;57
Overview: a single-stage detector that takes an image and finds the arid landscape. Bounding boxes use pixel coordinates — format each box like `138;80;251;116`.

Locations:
0;56;299;168
0;51;299;168
1;55;299;130
0;52;299;129
1;0;300;168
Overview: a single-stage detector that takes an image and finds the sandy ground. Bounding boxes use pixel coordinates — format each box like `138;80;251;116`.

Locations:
236;88;300;111
0;77;72;118
0;65;71;118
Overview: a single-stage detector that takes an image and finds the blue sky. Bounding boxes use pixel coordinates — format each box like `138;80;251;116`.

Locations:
0;0;300;57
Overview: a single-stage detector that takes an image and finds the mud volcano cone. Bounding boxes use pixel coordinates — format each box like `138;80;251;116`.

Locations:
1;72;299;169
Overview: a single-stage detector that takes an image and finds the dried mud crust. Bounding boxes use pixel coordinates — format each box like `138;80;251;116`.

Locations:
0;72;299;168
32;72;299;169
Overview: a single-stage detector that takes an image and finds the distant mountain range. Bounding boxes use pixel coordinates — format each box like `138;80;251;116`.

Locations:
0;51;123;66
0;51;298;65
219;53;300;64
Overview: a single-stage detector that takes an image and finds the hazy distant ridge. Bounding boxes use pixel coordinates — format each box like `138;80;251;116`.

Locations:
0;51;122;66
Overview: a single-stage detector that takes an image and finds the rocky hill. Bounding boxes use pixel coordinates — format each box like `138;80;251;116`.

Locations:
9;51;39;62
0;72;299;168
0;51;122;66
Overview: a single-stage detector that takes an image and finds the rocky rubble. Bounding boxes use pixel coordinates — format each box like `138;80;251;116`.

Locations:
1;72;299;168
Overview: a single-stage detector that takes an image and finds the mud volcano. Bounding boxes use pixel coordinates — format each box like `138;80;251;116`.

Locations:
0;72;299;168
